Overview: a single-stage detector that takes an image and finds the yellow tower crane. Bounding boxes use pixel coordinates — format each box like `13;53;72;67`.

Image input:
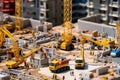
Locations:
15;0;23;30
111;22;120;57
58;0;75;51
116;22;120;49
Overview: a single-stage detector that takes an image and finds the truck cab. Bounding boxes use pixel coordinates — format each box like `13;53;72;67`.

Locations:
49;59;70;73
111;49;120;57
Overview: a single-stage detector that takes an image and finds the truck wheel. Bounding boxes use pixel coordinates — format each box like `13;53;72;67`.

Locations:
66;66;70;70
60;68;64;72
57;69;60;73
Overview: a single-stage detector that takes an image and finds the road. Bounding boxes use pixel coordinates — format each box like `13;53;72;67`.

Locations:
38;61;100;80
112;57;120;63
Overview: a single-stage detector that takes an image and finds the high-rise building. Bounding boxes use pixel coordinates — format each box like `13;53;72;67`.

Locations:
24;0;63;26
87;0;120;26
24;0;88;26
0;0;15;15
72;0;88;23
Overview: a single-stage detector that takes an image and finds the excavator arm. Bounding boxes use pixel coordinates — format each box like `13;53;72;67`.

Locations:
6;46;43;69
0;27;5;47
0;27;21;61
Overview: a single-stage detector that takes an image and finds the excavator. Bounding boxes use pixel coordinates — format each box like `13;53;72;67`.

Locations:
0;25;44;68
58;0;75;51
6;46;43;69
82;35;115;50
75;38;85;69
0;26;22;68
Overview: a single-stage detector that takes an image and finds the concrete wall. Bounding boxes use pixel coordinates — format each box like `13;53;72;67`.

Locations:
77;19;117;39
9;15;53;31
81;15;101;23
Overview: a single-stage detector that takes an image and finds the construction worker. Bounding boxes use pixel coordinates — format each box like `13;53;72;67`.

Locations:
90;49;94;55
63;75;65;80
53;73;57;80
32;30;35;37
6;49;13;60
74;77;76;80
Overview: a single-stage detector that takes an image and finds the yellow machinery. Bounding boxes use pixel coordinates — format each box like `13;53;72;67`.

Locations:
0;25;44;68
75;38;85;69
58;0;74;51
15;0;23;30
6;46;43;69
0;26;21;62
49;58;70;73
82;35;115;50
116;22;120;49
110;22;120;57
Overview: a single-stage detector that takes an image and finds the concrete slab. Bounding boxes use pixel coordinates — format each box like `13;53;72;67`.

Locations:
112;57;120;63
38;61;101;80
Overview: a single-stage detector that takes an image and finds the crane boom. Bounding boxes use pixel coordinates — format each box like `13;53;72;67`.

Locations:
15;0;23;30
75;38;85;69
6;46;42;69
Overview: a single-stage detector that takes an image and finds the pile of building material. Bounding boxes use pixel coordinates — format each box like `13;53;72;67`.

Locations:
96;66;110;75
96;49;112;63
0;72;10;80
79;71;93;80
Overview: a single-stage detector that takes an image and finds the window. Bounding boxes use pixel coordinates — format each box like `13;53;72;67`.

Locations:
100;0;105;4
113;17;118;21
99;10;106;14
40;2;44;5
113;0;117;2
40;13;44;16
5;4;10;8
112;8;117;11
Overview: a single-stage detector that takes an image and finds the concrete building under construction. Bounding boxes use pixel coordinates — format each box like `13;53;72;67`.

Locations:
0;0;15;15
87;0;120;26
23;0;88;26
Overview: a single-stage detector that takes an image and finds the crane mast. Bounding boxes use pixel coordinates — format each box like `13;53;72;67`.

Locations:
15;0;23;30
58;0;74;51
116;22;120;49
64;0;72;23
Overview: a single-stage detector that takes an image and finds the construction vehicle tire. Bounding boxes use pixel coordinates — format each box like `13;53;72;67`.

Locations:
66;66;70;70
66;45;71;51
97;46;102;50
57;69;60;73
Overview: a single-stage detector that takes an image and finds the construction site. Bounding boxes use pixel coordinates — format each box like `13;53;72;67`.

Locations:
0;0;120;80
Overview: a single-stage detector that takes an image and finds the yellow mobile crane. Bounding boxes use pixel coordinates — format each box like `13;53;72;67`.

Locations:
58;0;74;51
15;0;23;30
75;38;85;69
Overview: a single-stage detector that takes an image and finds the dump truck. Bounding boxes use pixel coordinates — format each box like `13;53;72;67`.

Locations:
49;57;70;73
75;46;85;69
75;38;85;69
